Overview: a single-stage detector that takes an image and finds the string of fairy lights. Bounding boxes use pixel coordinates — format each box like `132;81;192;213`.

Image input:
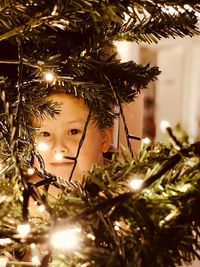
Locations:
0;57;142;266
0;36;178;265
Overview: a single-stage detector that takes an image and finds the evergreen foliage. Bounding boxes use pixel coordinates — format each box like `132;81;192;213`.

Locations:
0;1;200;266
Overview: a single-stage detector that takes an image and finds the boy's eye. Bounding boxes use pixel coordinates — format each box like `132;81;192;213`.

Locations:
39;131;51;137
69;129;79;135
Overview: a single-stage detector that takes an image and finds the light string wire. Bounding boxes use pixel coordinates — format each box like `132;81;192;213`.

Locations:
104;75;137;158
68;109;92;181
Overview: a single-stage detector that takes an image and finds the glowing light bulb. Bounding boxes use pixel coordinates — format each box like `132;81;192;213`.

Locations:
17;223;31;238
36;142;49;152
44;70;56;82
54;152;63;161
38;204;46;212
129;178;143;191
114;221;121;231
87;233;95;241
160;120;170;133
51;227;81;250
143;137;151;145
32;256;41;265
27;167;35;176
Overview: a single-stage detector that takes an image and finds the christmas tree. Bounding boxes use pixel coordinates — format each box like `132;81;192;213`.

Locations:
0;1;200;266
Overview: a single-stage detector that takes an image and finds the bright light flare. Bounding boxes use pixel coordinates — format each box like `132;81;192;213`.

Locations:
160;120;170;133
114;221;121;231
44;71;56;82
17;223;31;238
54;152;63;161
36;142;49;152
87;233;95;241
27;167;35;175
38;204;46;213
143;137;151;145
51;227;81;250
129;178;143;191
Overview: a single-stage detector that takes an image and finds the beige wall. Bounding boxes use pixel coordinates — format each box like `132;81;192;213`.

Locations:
119;95;144;154
114;41;144;154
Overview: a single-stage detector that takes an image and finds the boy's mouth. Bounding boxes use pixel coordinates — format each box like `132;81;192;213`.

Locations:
50;161;74;166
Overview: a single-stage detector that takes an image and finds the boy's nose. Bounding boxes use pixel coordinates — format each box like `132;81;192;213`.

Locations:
52;137;68;153
53;147;68;155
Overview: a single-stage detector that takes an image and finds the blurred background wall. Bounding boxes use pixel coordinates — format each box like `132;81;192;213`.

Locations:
115;36;200;153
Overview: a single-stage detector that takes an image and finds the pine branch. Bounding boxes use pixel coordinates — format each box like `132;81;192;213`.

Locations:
0;0;199;45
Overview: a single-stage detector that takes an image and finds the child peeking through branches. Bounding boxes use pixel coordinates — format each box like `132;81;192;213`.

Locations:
30;91;113;189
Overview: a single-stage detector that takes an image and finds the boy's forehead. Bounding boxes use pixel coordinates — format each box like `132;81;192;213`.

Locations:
32;93;91;126
49;93;89;113
48;93;86;106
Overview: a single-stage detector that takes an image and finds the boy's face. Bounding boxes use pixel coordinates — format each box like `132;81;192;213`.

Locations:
33;94;112;182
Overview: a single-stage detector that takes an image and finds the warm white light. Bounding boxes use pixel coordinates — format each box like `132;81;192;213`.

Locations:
143;137;151;145
44;71;56;82
0;238;12;245
114;221;121;231
129;178;143;191
36;142;49;152
51;227;81;250
160;120;170;132
38;204;46;213
17;223;31;238
32;256;41;265
87;233;95;241
54;152;63;161
27;167;35;176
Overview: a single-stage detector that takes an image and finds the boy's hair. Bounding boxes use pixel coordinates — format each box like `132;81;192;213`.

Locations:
48;88;115;130
44;89;113;130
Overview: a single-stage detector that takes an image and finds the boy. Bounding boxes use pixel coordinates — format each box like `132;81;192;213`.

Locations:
32;92;113;184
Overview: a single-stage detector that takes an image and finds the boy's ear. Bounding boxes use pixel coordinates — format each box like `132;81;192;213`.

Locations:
101;128;113;153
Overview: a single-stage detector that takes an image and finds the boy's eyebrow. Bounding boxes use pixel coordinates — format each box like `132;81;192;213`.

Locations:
39;118;86;127
66;119;85;124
